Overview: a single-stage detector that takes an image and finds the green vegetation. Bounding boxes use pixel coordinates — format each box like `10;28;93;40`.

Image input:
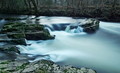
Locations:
0;22;54;45
36;68;47;73
0;61;11;64
16;63;29;70
0;71;9;73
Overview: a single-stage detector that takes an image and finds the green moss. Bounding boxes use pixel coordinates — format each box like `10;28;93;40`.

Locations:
41;60;54;66
7;46;19;53
1;22;54;42
36;68;47;73
7;33;25;39
16;63;29;70
64;69;68;73
0;68;6;70
0;61;11;64
1;22;26;33
24;24;44;32
0;71;9;73
11;38;27;45
5;17;26;20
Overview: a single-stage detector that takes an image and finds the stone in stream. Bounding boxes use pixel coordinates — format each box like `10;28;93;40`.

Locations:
0;46;20;53
65;18;100;33
0;38;27;45
0;22;55;45
81;18;100;33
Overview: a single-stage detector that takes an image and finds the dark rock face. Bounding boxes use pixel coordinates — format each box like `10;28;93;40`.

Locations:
0;46;21;60
0;22;55;45
26;31;54;40
65;18;100;33
0;46;20;54
80;18;100;33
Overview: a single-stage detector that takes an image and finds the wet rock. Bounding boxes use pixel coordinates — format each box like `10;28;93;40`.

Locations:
81;18;100;33
88;69;96;73
0;22;55;45
0;59;97;73
0;46;20;54
81;67;87;73
0;38;27;45
7;33;25;39
65;18;100;33
26;31;55;40
0;15;28;21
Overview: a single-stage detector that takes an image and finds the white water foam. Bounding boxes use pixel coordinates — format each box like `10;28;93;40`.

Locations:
18;17;120;73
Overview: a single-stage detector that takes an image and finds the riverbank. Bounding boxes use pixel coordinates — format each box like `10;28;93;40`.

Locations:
0;13;120;23
0;59;96;73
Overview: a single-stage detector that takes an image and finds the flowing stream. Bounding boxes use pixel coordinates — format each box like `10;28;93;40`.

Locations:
0;16;120;73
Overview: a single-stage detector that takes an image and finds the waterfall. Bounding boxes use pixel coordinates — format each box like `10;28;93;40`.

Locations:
65;25;70;32
65;25;84;33
45;26;52;32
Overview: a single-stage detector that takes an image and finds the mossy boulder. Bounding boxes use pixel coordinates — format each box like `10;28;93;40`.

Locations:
26;31;55;40
80;18;100;33
65;18;100;33
11;38;27;45
0;39;27;45
0;15;27;20
0;59;97;73
1;22;26;33
0;46;20;54
7;33;25;39
0;22;55;45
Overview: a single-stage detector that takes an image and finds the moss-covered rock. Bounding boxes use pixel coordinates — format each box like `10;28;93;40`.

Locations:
0;39;27;45
81;18;100;33
0;16;27;21
26;31;55;40
65;18;100;33
0;46;20;54
0;59;97;73
0;22;55;45
11;38;27;45
7;33;25;39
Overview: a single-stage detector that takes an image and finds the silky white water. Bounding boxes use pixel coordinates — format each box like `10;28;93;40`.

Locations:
18;17;120;73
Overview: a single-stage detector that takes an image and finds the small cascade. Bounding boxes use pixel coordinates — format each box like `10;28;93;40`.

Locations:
65;25;71;32
17;45;28;53
76;26;84;32
65;25;84;33
44;26;52;32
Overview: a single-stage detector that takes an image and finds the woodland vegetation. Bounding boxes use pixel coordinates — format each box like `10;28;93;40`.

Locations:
0;0;120;21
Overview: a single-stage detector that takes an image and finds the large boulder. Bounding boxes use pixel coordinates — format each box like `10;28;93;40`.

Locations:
0;59;97;73
26;31;55;40
0;38;27;45
65;18;100;33
80;18;100;33
0;22;55;45
0;46;20;54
